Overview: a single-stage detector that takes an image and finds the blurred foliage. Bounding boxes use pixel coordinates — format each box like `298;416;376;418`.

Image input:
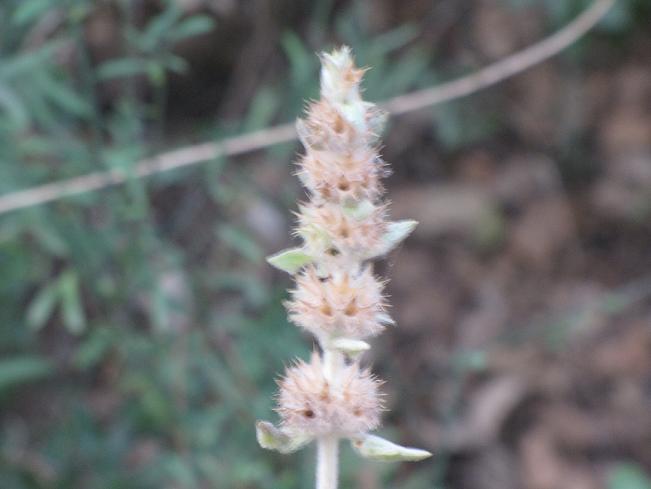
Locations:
0;0;647;487
608;464;651;489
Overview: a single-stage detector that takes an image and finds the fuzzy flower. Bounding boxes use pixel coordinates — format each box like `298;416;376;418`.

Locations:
276;352;383;438
296;148;387;204
296;201;388;262
286;266;392;340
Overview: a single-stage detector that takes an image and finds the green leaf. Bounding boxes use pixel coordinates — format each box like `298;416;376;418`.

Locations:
59;271;86;335
266;248;313;274
608;463;651;489
97;58;147;81
281;32;317;87
26;282;59;331
217;224;263;263
74;327;114;370
169;15;215;42
0;356;52;393
256;421;310;454
0;43;61;79
11;0;51;26
141;5;182;50
36;72;91;117
243;86;280;132
351;434;432;462
0;83;28;129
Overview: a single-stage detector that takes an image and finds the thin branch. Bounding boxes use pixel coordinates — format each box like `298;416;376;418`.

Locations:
383;0;615;115
0;0;614;216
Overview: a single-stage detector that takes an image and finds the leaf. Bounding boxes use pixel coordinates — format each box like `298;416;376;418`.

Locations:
11;0;51;26
608;463;651;489
329;338;370;357
372;220;418;257
141;5;182;51
243;86;280;132
217;224;263;263
351;434;432;462
0;356;52;393
26;281;59;331
0;83;28;129
266;248;313;274
59;271;86;335
281;32;316;87
255;421;310;454
97;58;147;81
368;24;420;59
0;43;61;79
74;327;115;370
168;15;215;42
37;72;91;117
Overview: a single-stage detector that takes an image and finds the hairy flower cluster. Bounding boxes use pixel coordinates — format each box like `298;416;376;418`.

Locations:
296;148;386;203
260;47;422;461
296;201;388;264
286;266;392;340
274;47;393;439
277;353;383;437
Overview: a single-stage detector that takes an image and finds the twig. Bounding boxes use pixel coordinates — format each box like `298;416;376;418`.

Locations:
0;0;614;216
383;0;615;115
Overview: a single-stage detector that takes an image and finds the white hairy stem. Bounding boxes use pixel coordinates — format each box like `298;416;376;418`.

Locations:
317;348;343;489
316;434;339;489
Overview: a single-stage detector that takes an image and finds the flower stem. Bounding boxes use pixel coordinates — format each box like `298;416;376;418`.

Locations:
317;348;342;489
316;435;339;489
322;348;342;382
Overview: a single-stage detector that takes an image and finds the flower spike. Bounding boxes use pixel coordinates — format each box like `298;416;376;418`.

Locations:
259;46;429;489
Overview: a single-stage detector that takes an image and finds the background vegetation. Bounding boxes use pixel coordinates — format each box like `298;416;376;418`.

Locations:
1;0;650;488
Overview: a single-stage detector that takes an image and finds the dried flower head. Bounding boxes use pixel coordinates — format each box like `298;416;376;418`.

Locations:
277;352;383;438
286;266;392;340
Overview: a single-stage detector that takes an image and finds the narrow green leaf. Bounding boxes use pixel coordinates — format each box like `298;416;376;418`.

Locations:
74;327;114;370
141;5;181;50
37;72;91;117
0;84;28;129
59;271;86;334
217;224;264;263
351;434;432;462
26;282;59;331
11;0;50;26
266;248;313;274
0;357;52;392
169;15;215;42
97;58;147;81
